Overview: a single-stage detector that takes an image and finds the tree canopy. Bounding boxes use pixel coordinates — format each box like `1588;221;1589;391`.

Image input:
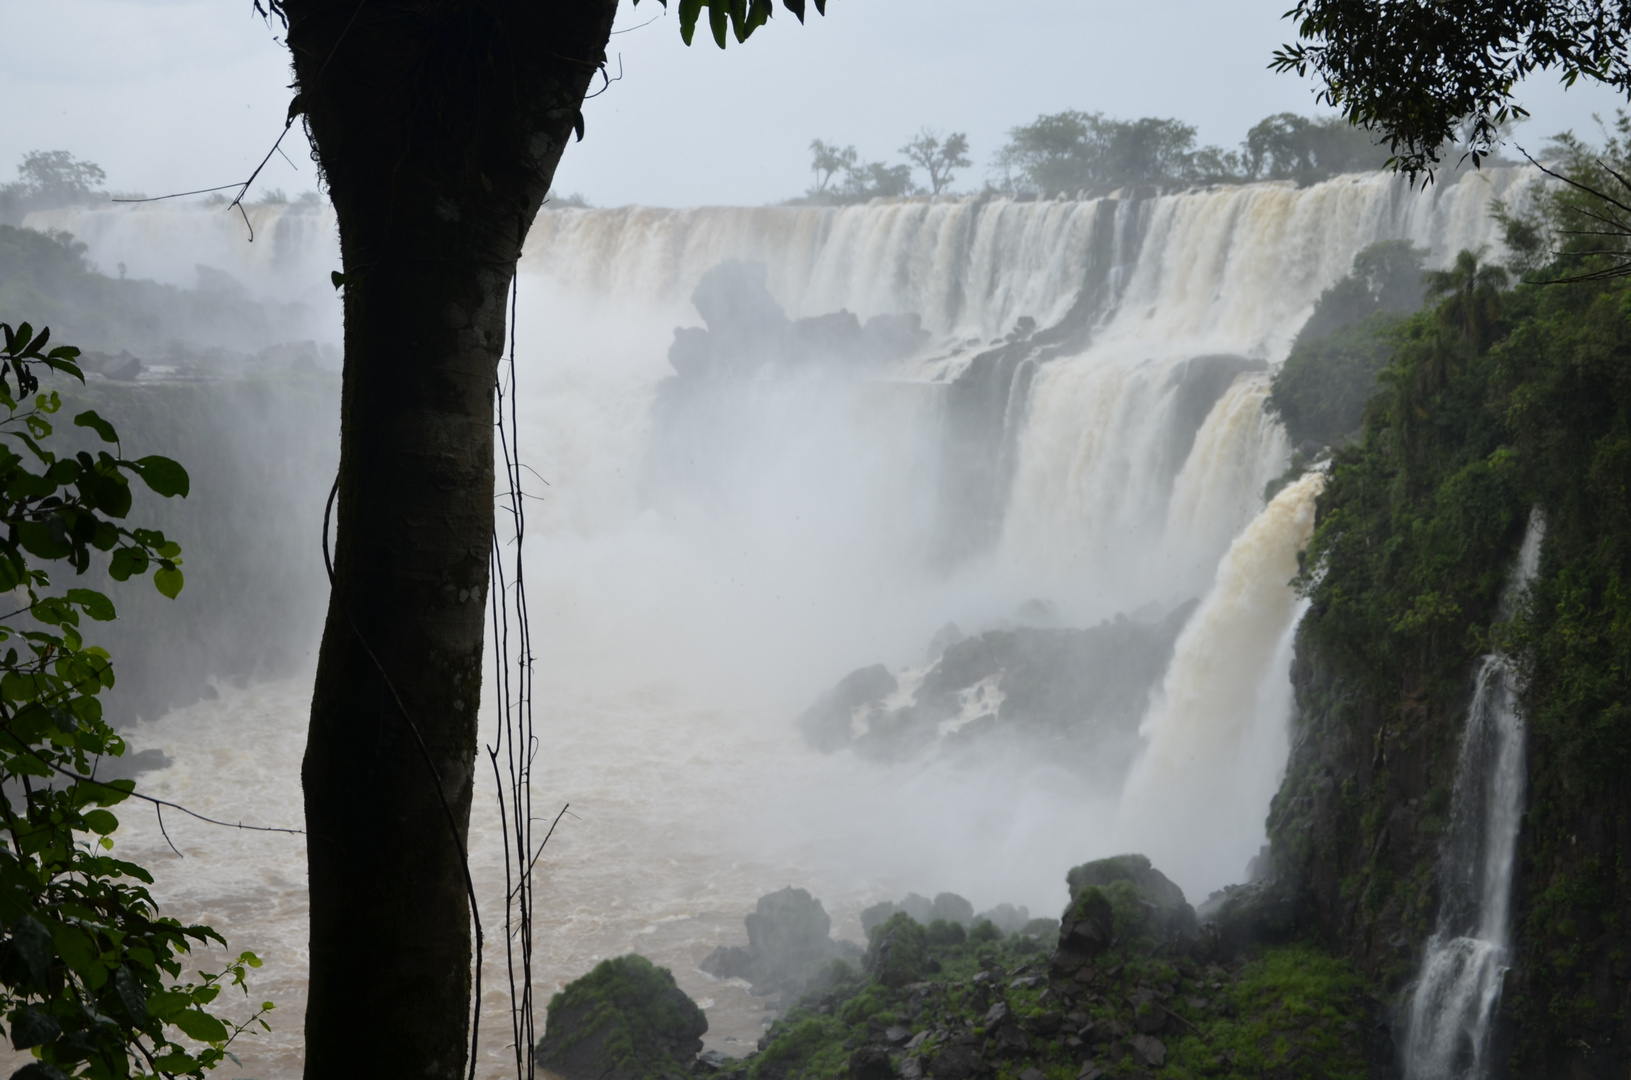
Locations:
0;152;107;226
1272;0;1631;175
993;109;1389;199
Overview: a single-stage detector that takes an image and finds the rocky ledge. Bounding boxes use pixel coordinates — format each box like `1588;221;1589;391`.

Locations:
538;855;1388;1080
799;603;1196;777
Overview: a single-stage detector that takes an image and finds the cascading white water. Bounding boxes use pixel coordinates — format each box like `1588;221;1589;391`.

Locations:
1403;514;1546;1080
8;167;1539;1078
1114;470;1324;894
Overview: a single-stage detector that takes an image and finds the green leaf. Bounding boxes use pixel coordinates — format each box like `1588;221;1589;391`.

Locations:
73;410;118;445
153;565;183;599
146;989;191;1020
9;916;52;991
151;1052;198;1072
678;0;702;43
133;456;189;498
9;1005;61;1050
108;546;148;582
49;921;97;976
170;1008;230;1044
114;964;147;1023
66;588;115;622
82;809;118;835
709;0;728;46
90;777;135;807
16;520;71;560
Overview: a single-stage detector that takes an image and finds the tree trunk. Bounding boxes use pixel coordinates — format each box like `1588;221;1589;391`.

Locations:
279;4;618;1076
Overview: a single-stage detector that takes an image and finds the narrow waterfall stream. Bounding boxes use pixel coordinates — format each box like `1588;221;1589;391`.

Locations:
1403;515;1546;1080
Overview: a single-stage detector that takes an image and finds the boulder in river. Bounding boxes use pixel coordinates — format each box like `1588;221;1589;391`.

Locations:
700;887;862;999
666;260;930;379
801;601;1198;780
536;954;706;1080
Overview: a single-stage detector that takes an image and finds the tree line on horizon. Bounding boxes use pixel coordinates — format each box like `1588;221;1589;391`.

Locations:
794;110;1405;206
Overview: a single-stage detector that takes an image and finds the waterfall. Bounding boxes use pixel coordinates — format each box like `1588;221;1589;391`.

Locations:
1403;514;1546;1080
1113;470;1324;896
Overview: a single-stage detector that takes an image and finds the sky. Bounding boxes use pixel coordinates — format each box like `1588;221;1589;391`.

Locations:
3;0;1630;209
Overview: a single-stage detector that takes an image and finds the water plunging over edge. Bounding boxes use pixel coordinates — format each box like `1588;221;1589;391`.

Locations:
1402;513;1545;1080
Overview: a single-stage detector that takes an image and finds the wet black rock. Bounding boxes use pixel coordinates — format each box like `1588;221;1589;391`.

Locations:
925;621;966;662
746;887;839;985
1194;878;1298;960
804;603;1197;779
850;1046;896;1080
536;954;707;1080
798;665;896;754
667;260;930;380
701;887;862;1000
698;944;753;981
1050;884;1113;983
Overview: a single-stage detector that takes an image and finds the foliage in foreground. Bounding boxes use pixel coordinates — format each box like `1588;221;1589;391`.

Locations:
0;322;268;1079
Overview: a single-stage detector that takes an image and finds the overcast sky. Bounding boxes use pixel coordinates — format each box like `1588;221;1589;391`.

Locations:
3;0;1629;208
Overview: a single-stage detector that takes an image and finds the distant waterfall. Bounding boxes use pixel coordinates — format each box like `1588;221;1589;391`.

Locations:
1403;515;1546;1080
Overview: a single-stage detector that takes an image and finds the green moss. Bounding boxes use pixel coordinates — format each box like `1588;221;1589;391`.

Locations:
747;1017;848;1080
539;954;706;1079
1165;946;1370;1080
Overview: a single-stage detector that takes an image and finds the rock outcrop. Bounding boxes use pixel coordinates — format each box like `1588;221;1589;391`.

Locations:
536;954;707;1080
714;854;1382;1080
799;602;1197;778
666;261;930;379
700;887;862;999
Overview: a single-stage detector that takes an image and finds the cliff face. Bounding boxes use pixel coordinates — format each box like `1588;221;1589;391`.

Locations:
1269;639;1470;992
1263;266;1631;1077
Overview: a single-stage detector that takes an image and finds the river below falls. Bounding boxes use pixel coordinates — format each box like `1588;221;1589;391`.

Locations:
5;666;1122;1079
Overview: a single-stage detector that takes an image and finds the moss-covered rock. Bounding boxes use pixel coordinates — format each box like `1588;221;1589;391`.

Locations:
1067;853;1198;943
864;912;930;989
536;954;707;1080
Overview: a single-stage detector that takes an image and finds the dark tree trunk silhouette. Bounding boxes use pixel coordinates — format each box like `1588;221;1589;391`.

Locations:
277;4;618;1077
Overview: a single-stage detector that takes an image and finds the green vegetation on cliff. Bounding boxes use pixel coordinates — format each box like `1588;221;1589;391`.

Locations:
1268;145;1631;1072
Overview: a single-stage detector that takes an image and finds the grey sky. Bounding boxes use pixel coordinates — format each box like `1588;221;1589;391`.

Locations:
2;0;1628;208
